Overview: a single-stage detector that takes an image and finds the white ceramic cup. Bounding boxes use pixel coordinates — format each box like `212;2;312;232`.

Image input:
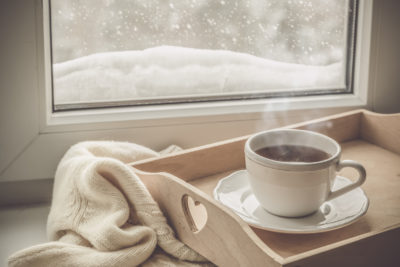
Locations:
244;129;366;217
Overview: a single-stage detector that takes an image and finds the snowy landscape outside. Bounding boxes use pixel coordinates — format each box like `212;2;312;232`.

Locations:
50;0;352;106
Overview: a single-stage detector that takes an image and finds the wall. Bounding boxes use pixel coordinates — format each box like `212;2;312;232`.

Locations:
369;0;400;113
0;0;40;180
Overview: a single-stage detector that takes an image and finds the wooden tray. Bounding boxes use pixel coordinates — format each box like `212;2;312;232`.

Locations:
131;109;400;267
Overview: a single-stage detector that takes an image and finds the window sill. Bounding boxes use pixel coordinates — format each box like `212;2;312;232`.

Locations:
0;203;50;265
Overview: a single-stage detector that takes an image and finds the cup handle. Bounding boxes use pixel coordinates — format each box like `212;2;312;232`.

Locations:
326;160;366;201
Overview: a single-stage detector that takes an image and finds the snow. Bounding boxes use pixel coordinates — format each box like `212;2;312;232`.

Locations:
53;46;343;105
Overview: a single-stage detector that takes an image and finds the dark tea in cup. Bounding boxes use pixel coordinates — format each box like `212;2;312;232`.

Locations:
255;145;331;163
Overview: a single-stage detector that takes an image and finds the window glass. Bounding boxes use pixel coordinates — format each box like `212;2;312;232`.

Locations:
50;0;356;110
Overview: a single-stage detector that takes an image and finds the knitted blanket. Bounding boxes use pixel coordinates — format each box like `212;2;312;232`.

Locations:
8;141;213;267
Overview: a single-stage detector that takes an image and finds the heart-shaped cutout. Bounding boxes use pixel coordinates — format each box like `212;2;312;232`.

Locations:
182;194;208;233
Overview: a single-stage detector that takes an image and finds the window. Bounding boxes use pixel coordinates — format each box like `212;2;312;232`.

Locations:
49;0;357;111
0;0;375;184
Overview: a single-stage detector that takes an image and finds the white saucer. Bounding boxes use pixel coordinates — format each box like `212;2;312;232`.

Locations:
213;170;369;234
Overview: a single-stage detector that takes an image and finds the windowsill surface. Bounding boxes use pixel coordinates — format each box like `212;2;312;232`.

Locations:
0;203;50;266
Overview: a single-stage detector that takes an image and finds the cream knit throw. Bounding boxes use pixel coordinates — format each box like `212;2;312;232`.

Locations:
8;141;213;267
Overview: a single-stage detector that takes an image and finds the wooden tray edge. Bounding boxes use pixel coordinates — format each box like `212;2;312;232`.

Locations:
131;109;369;180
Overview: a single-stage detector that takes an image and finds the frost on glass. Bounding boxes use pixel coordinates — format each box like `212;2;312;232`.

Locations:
50;0;349;106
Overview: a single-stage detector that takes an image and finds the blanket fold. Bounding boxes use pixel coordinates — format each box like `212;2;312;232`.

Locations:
8;141;213;267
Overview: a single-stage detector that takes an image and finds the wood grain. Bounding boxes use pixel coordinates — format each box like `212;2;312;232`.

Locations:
283;227;400;267
134;169;283;267
187;140;400;264
132;109;364;180
132;136;248;181
291;109;362;142
130;109;400;266
361;110;400;154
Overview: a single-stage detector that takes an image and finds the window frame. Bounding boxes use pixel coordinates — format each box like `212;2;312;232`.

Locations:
41;0;371;133
0;0;373;185
49;0;359;112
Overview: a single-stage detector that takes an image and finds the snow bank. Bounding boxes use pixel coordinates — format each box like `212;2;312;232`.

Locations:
53;46;343;104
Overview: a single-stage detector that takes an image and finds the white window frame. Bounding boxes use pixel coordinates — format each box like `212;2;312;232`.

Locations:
42;0;370;131
0;0;374;183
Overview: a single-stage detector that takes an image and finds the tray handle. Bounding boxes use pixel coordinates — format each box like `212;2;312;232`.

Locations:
133;168;283;267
